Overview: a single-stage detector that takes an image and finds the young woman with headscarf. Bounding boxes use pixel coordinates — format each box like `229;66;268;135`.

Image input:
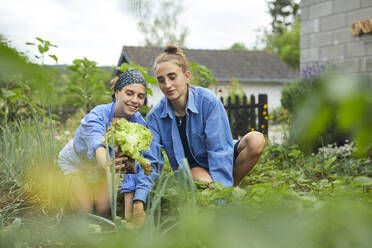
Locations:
58;69;149;226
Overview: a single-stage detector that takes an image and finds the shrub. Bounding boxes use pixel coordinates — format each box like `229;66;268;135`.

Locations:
281;63;349;152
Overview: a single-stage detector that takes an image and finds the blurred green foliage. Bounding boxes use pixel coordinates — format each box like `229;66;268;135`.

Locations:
291;73;372;156
64;57;111;110
0;35;55;123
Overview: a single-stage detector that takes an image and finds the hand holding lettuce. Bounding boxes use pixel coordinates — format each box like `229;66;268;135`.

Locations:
102;118;153;175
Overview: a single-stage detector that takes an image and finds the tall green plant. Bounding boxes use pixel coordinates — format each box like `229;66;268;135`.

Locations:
189;62;217;88
64;57;111;110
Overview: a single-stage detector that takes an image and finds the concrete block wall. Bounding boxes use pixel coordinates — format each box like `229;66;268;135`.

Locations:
300;0;372;81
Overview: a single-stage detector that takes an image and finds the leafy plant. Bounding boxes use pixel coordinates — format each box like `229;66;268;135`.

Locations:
64;57;111;110
189;62;217;88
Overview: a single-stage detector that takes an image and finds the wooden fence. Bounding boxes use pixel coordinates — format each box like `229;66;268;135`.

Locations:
220;94;268;139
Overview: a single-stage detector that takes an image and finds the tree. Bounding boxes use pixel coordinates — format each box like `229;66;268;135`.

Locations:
64;57;111;110
267;0;299;34
253;0;300;70
129;0;188;47
265;20;300;70
229;42;248;50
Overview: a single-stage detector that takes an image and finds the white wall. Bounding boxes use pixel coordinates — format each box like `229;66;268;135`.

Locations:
146;82;285;111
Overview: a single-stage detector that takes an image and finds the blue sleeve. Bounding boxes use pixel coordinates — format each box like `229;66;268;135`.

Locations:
134;112;164;203
204;99;234;187
79;109;107;160
120;174;136;193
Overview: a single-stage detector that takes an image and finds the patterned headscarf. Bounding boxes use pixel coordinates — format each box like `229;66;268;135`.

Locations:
112;69;147;101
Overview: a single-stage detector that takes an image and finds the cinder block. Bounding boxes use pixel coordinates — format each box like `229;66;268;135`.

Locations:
309;32;332;47
309;1;333;19
321;45;345;60
361;0;372;8
301;19;320;34
333;28;354;44
301;48;319;63
301;35;309;49
367;57;372;72
320;13;347;31
367;41;372;55
360;56;372;72
368;73;372;82
334;0;360;13
346;41;366;57
301;0;322;7
301;6;310;21
347;7;372;25
332;58;360;72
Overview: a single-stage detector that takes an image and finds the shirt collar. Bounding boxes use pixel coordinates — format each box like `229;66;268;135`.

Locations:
160;87;199;119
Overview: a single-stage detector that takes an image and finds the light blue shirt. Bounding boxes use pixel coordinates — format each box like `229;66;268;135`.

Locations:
143;87;236;190
73;102;151;203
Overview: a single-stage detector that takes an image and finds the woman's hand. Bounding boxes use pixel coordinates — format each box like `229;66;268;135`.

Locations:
112;155;129;173
127;200;146;229
114;147;135;174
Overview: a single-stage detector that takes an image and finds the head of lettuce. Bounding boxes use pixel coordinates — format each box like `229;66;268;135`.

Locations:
102;118;153;175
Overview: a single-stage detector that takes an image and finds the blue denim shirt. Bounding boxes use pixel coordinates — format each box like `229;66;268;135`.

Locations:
143;87;235;189
73;102;151;203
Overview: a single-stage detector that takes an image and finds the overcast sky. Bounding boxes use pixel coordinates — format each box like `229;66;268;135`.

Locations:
0;0;272;66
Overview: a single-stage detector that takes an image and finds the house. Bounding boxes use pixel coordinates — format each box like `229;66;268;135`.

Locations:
114;46;297;110
300;0;372;80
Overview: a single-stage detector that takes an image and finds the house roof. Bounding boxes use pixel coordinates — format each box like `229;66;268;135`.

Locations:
115;46;297;83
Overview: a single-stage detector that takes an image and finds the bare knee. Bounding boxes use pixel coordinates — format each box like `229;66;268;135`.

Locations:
239;131;265;157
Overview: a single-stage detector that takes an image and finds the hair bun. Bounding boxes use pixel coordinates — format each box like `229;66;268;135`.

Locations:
164;45;178;54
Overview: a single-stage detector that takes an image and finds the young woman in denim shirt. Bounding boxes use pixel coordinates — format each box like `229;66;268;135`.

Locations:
143;45;266;190
58;69;149;224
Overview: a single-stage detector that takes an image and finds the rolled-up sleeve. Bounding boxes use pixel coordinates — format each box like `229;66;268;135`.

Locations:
120;174;136;193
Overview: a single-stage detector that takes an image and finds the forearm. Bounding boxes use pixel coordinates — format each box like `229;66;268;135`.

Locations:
95;146;108;169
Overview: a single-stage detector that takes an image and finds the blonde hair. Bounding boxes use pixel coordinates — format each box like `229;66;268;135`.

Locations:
153;44;189;73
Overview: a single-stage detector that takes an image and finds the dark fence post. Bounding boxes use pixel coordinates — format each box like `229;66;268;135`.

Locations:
258;94;268;135
242;95;248;137
250;95;256;132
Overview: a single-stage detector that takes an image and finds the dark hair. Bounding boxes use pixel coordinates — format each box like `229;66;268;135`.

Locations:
153;44;189;73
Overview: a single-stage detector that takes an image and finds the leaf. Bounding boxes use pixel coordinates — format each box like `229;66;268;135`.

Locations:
353;176;372;186
48;54;58;63
1;88;16;98
232;187;246;198
36;37;44;43
25;42;35;46
38;44;44;54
